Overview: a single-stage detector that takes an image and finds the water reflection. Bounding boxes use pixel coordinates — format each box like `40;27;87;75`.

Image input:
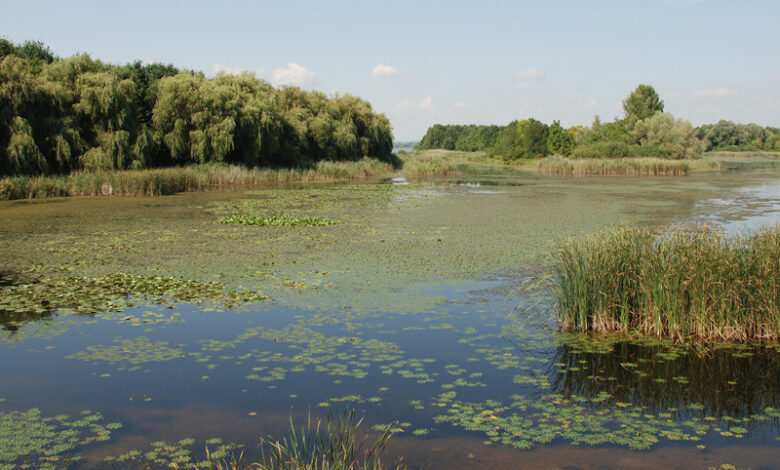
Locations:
549;340;780;424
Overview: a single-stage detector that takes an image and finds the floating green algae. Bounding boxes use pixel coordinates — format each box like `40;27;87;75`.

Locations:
0;408;121;470
68;336;185;365
218;214;340;227
104;437;240;468
432;391;775;451
0;273;265;324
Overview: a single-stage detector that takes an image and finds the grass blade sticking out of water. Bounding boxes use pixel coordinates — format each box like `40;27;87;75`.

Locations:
257;409;404;470
554;223;780;342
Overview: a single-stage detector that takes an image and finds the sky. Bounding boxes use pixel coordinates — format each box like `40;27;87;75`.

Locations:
2;0;779;140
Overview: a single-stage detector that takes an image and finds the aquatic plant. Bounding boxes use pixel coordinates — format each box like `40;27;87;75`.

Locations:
218;215;339;227
554;224;780;342
0;408;121;470
68;336;185;364
257;409;405;470
533;155;720;176
0;273;266;325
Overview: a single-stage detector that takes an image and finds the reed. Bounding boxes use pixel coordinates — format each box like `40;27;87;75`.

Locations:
534;155;720;176
400;149;509;178
0;158;394;200
554;224;780;342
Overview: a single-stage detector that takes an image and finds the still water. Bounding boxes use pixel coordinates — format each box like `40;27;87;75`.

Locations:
1;162;779;469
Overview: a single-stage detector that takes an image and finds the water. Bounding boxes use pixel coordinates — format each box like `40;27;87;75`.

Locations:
1;162;779;469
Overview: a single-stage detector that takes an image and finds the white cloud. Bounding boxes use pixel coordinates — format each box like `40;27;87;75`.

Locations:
271;63;314;86
585;98;598;109
693;87;735;98
394;96;434;113
513;68;544;90
370;64;400;78
516;68;544;80
211;64;243;76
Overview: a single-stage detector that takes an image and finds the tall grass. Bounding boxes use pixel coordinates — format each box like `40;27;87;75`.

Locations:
0;158;394;200
554;224;780;342
195;410;404;470
534;155;720;176
400;149;511;178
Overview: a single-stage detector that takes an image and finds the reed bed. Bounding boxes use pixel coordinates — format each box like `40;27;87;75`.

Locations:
400;149;507;178
0;158;393;200
400;152;460;178
554;224;780;343
534;156;720;176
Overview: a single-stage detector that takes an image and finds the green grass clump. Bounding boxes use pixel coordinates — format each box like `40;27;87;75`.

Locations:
254;410;404;470
534;155;720;176
554;224;780;342
218;215;339;227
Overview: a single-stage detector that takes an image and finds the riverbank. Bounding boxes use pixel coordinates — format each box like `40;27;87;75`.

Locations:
0;158;394;200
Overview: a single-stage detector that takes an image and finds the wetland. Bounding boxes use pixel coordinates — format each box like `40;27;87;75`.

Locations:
1;160;780;469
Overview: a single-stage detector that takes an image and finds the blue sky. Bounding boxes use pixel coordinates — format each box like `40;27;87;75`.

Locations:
2;0;779;140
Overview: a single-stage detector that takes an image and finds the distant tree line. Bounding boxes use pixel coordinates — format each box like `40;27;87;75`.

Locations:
0;39;393;176
419;84;721;160
696;121;780;152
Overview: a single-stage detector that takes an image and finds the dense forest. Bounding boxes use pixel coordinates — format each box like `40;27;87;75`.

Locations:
0;40;393;177
419;84;780;159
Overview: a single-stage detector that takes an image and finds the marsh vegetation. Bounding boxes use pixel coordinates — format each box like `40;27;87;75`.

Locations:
554;224;780;342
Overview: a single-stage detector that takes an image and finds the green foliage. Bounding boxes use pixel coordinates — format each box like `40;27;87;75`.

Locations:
418;124;504;151
623;84;664;122
258;410;405;470
0;39;393;177
493;118;549;159
555;224;780;342
546;120;575;156
697;120;780;152
631;112;704;159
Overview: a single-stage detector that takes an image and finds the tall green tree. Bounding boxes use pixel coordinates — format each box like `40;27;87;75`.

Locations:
623;84;664;122
547;120;574;156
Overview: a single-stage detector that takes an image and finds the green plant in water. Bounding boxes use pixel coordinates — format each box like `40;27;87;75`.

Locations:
0;408;121;470
554;223;780;342
218;215;339;227
257;409;404;470
0;273;266;325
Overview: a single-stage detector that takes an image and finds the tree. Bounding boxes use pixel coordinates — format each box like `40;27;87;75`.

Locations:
547;120;574;156
631;112;703;159
623;84;664;122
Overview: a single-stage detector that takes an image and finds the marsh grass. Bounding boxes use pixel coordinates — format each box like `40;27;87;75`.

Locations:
400;149;512;178
534;155;721;176
554;224;780;342
0;158;394;200
253;410;404;470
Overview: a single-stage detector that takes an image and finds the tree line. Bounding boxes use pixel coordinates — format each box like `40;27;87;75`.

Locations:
420;84;778;160
0;39;393;176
